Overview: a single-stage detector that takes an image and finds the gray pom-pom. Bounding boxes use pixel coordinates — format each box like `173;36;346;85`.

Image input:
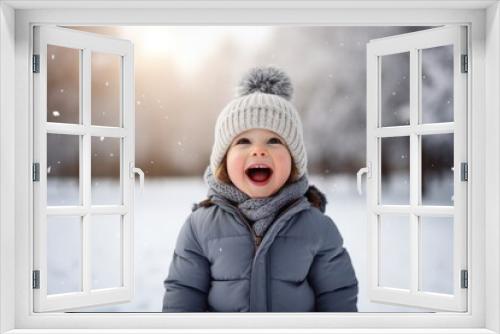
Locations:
237;66;293;101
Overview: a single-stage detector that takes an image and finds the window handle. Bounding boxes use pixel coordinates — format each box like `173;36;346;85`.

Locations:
130;162;145;192
356;162;371;195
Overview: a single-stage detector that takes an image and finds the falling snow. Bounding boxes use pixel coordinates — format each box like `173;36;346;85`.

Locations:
52;110;61;117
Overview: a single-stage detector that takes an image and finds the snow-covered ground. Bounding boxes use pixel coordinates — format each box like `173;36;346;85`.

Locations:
47;175;453;313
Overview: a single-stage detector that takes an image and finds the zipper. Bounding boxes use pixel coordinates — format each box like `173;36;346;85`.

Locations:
232;209;260;254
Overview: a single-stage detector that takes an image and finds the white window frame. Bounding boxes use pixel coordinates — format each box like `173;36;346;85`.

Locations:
0;1;498;334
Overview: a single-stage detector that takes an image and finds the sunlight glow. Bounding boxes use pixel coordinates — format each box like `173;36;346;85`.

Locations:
122;26;272;76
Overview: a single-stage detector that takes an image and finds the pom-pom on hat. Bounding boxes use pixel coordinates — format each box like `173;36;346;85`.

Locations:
210;66;307;179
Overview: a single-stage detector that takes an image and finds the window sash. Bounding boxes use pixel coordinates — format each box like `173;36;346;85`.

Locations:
366;25;468;312
32;25;135;312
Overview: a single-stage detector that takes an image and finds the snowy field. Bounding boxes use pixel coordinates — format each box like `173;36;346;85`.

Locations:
47;175;454;313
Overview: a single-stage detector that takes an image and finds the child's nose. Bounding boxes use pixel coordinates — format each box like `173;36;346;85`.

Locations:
251;146;268;157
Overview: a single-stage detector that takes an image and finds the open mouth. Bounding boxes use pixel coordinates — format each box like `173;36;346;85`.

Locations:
245;164;273;184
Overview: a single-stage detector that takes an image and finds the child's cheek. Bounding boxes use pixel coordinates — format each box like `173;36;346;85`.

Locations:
226;149;246;182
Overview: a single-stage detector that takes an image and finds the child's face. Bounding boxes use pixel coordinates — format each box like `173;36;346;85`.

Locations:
226;128;292;199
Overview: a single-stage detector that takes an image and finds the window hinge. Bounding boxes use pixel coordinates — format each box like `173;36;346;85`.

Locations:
32;54;40;73
32;270;40;289
461;162;468;181
32;163;40;182
461;54;468;73
461;269;468;289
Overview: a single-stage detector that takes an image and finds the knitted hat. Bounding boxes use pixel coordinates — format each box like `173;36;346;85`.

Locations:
210;66;307;178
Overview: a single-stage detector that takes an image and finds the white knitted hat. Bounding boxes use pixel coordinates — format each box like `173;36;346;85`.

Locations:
210;66;307;178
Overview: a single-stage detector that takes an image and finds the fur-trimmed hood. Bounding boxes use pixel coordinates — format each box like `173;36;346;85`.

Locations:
304;185;328;213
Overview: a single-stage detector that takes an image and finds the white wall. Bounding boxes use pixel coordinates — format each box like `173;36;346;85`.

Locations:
485;2;500;333
0;2;16;334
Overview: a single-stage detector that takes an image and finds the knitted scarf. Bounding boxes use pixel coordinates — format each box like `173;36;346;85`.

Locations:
203;166;309;237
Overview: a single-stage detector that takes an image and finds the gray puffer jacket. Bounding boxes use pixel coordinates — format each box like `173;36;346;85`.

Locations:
162;186;358;312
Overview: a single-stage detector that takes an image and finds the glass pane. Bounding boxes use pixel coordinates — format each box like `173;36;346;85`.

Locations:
91;52;121;127
47;216;82;294
421;134;454;206
421;45;454;124
379;215;410;289
47;45;80;124
91;137;121;205
381;52;410;127
420;217;454;294
91;215;122;289
380;136;410;205
47;133;80;206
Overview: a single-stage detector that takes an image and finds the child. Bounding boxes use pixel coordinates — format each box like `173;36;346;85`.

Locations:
162;66;358;312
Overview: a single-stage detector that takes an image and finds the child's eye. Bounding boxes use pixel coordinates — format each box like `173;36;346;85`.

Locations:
235;138;250;145
268;137;283;144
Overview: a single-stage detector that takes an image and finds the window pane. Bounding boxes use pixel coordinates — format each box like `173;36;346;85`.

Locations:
47;216;82;294
380;136;410;205
379;215;410;289
91;137;121;205
421;134;454;206
91;52;121;127
47;45;80;124
380;52;410;127
421;45;454;124
420;217;453;294
91;215;122;289
47;133;80;206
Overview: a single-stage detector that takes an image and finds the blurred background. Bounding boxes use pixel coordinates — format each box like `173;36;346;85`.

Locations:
45;25;456;313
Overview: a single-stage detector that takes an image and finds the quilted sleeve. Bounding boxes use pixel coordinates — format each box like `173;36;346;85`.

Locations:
162;214;211;312
307;216;358;312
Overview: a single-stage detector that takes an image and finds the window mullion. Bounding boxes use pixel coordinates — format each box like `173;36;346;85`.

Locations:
82;48;92;294
409;48;420;294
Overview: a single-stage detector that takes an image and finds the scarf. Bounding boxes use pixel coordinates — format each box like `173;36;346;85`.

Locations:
203;166;309;237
